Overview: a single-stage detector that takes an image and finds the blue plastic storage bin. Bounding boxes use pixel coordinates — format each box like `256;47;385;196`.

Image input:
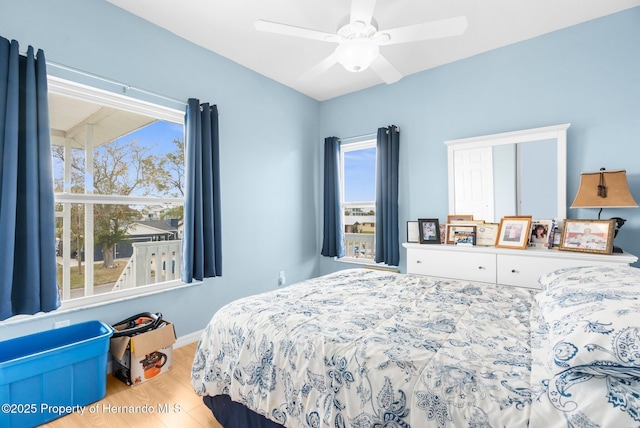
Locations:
0;320;113;428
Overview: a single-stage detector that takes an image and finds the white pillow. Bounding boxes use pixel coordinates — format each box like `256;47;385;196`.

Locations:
535;266;640;375
538;265;640;291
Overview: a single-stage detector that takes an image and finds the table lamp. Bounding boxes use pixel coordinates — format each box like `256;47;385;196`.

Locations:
570;168;638;253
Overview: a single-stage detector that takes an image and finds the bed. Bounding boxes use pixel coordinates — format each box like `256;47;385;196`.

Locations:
191;266;640;427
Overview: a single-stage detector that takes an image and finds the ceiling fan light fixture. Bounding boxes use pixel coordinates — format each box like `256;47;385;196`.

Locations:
335;38;379;72
255;0;467;82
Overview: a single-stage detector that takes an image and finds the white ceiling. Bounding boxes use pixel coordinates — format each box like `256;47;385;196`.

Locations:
105;0;640;101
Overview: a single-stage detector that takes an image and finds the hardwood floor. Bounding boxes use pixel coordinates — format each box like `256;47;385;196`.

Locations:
41;342;223;428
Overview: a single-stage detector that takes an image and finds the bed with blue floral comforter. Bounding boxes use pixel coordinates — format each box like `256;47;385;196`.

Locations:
191;267;640;427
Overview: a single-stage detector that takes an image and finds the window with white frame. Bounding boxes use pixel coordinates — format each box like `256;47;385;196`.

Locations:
340;139;376;261
49;77;185;306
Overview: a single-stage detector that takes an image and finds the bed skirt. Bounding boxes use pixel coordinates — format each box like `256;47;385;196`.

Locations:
203;395;285;428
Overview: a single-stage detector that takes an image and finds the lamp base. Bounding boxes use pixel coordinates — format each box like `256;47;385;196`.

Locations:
612;245;623;254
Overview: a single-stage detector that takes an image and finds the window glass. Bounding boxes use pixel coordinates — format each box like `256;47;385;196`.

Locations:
341;141;376;261
49;78;185;305
343;147;376;202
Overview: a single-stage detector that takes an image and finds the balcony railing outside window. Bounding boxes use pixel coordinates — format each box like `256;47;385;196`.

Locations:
343;201;375;261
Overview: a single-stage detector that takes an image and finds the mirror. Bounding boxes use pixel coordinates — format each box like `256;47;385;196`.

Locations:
446;124;570;223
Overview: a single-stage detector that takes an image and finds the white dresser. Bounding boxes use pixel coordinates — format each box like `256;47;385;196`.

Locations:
403;243;638;290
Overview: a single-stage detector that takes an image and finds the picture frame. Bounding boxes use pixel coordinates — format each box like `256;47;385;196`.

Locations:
495;216;532;249
439;224;447;245
559;219;615;255
528;219;555;249
418;218;441;244
475;223;499;246
449;219;485;226
406;221;420;243
446;224;477;245
552;220;564;248
552;226;561;248
447;214;473;223
453;230;475;246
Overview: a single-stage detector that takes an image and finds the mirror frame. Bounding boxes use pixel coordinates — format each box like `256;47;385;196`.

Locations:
445;123;570;221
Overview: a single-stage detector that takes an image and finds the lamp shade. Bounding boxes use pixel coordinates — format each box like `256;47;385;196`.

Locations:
571;169;638;208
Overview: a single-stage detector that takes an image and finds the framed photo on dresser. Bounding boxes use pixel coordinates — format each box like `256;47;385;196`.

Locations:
439;224;447;245
453;230;475;246
418;218;441;244
528;219;555;249
476;223;499;246
406;221;420;243
559;219;615;255
495;216;532;249
447;214;473;223
445;224;477;245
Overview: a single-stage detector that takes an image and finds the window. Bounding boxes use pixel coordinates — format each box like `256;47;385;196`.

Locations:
49;77;185;307
340;140;376;261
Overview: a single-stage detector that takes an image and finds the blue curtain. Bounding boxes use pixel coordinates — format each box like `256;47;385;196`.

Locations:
0;37;60;320
375;126;400;266
181;99;222;282
321;136;344;258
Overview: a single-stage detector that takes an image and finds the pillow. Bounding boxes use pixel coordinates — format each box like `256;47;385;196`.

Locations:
536;266;640;375
538;265;640;291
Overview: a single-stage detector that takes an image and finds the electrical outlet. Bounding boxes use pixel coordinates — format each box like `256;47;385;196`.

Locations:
54;320;70;329
278;271;286;286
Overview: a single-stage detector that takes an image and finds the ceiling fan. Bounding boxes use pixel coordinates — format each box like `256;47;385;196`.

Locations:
254;0;468;84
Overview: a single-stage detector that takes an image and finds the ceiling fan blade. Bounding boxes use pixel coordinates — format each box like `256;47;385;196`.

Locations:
380;16;468;45
255;19;340;43
370;54;403;84
299;53;339;81
350;0;376;25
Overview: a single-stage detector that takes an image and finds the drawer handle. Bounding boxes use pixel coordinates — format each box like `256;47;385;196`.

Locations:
478;266;485;270
416;260;422;264
511;269;518;273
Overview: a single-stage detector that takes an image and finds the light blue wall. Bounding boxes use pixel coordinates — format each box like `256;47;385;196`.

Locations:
319;7;640;274
0;0;321;339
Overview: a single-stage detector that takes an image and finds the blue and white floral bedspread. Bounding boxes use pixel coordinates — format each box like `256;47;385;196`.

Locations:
191;268;640;427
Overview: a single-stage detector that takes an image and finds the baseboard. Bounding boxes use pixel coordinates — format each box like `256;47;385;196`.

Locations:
175;329;203;348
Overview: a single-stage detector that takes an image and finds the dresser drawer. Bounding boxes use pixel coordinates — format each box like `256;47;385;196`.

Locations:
407;249;496;283
497;255;553;289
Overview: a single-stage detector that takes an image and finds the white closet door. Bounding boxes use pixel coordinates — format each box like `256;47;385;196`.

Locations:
453;146;494;221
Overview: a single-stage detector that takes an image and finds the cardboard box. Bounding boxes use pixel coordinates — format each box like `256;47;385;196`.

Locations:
110;321;176;386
